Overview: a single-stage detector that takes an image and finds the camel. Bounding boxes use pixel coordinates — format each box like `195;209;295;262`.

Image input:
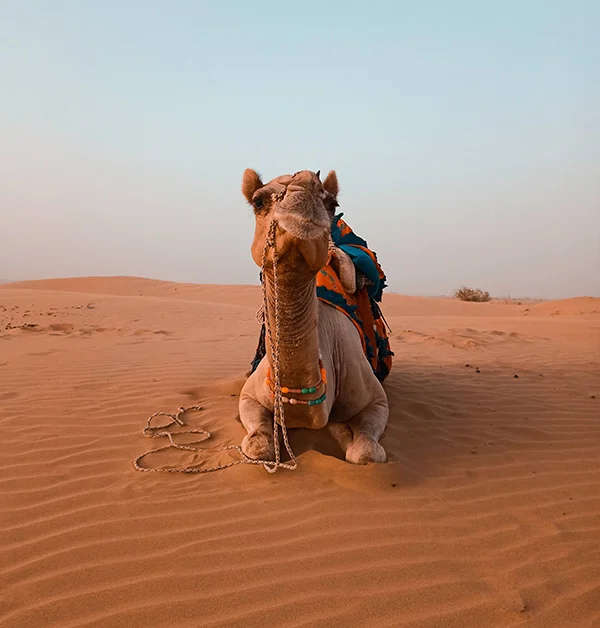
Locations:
238;169;389;465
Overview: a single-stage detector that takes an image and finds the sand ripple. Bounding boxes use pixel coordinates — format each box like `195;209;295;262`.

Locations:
1;279;599;627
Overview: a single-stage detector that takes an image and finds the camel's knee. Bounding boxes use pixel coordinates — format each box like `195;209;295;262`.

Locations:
346;433;387;465
241;429;275;461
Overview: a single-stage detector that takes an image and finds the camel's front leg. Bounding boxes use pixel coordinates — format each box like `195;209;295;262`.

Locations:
327;422;353;454
238;395;275;461
345;399;388;465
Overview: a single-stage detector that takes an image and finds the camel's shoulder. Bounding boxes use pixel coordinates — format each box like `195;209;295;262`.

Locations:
317;302;368;361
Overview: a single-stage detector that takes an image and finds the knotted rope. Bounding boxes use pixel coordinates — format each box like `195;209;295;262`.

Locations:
133;219;297;474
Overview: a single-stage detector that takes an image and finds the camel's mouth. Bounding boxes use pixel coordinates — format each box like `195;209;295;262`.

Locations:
272;204;330;241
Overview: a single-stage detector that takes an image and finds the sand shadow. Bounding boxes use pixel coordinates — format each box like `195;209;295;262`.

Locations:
375;360;548;486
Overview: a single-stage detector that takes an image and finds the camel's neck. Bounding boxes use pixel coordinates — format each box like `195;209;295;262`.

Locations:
263;270;321;389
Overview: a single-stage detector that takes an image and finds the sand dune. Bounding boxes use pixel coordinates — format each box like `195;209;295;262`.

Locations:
1;277;599;627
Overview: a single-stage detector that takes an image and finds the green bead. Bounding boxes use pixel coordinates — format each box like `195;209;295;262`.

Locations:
309;387;317;393
308;394;326;407
301;388;310;395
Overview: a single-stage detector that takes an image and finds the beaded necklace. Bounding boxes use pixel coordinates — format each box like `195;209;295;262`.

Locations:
266;358;327;406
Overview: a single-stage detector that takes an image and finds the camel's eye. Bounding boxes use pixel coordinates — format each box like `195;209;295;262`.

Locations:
253;196;264;210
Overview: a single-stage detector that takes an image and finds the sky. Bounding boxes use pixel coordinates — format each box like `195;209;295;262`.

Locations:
0;0;598;298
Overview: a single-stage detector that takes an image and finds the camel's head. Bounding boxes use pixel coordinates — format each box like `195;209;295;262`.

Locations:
242;169;340;274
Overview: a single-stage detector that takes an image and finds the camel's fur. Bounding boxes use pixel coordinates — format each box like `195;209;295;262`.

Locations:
239;169;389;465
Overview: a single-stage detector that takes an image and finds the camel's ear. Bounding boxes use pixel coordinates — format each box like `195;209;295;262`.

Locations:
242;169;263;204
323;170;339;199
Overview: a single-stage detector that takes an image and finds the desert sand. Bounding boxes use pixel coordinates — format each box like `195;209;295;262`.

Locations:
1;276;599;628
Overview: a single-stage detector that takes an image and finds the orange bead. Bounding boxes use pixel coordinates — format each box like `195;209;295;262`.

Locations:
281;387;289;394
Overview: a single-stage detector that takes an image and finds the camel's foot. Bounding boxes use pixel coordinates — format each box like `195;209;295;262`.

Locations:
345;433;387;465
241;430;275;461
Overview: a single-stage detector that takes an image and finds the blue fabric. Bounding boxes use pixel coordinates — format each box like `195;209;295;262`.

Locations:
330;212;367;247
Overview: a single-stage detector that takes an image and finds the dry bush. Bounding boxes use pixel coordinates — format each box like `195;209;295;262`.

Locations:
454;286;491;302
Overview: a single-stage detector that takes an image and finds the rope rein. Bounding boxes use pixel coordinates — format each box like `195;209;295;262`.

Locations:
133;219;297;474
260;220;298;472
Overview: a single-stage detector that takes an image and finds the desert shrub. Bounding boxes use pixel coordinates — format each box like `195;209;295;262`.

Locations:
454;286;491;302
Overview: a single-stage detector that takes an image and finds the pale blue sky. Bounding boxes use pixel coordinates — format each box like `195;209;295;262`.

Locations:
1;1;598;298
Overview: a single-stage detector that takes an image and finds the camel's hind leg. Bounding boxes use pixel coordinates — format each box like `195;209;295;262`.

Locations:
327;422;354;456
238;396;275;461
344;399;388;465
